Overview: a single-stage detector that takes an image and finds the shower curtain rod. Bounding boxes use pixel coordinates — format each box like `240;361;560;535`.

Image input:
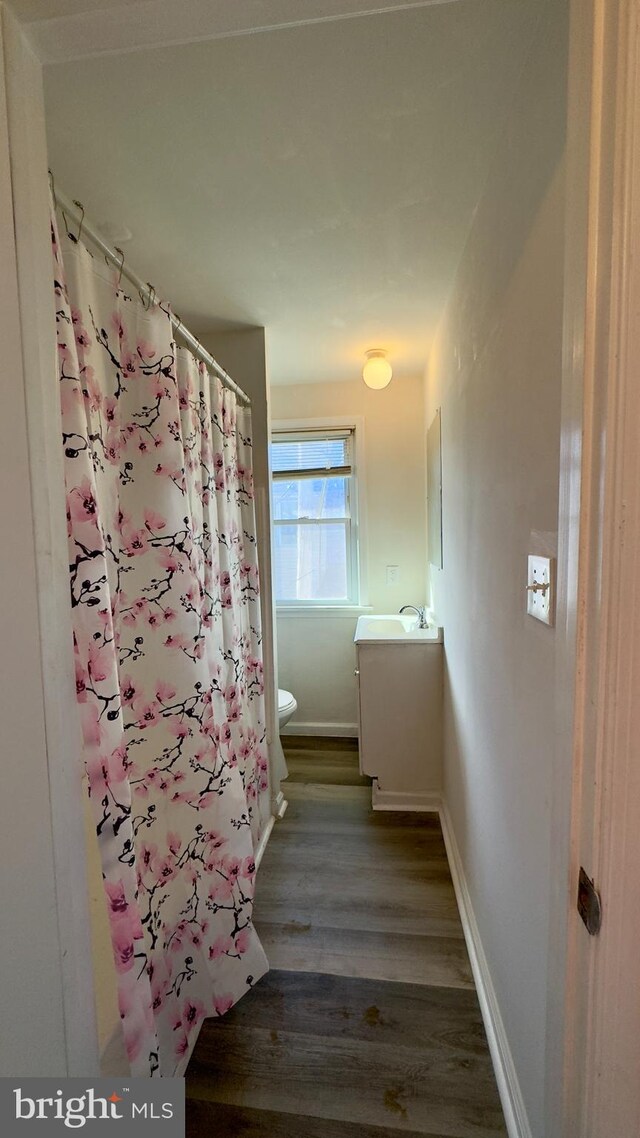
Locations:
52;183;252;407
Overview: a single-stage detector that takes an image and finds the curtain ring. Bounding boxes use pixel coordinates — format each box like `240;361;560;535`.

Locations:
140;283;156;311
72;200;85;243
174;315;183;337
48;169;56;201
114;247;125;289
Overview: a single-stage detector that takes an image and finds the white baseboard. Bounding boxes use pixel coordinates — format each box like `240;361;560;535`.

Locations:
439;801;532;1138
272;789;288;819
281;721;359;738
371;785;441;812
255;814;275;870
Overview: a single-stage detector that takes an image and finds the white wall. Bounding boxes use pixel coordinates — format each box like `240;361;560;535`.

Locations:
0;3;98;1076
424;3;568;1134
271;375;427;733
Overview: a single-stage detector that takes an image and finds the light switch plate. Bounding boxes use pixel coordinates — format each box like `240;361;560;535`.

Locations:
386;565;400;585
527;555;555;625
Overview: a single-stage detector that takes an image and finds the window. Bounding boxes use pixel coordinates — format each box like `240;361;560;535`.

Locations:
270;427;360;605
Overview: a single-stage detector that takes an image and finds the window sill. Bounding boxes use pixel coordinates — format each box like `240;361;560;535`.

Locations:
275;605;373;620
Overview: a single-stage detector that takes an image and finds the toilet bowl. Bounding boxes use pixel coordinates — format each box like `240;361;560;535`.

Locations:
278;688;297;730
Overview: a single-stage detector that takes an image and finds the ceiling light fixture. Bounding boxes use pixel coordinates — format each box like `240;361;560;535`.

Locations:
362;348;392;390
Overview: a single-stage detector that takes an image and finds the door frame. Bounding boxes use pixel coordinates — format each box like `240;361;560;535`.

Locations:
0;4;99;1076
6;0;639;1105
552;0;640;1132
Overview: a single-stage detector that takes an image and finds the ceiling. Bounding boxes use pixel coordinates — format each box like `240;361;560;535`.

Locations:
11;0;124;17
11;0;452;27
41;0;542;385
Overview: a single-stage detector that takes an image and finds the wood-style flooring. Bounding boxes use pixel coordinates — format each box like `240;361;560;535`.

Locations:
186;736;506;1137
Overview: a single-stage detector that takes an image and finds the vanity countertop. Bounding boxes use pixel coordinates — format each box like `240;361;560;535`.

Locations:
354;615;443;645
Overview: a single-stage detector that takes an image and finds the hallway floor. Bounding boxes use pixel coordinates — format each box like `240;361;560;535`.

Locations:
185;738;506;1136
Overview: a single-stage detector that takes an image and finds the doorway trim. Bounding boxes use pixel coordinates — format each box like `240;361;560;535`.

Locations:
1;4;100;1076
552;0;640;1132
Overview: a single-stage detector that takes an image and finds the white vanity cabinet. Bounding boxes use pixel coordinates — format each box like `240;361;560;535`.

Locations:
354;618;443;810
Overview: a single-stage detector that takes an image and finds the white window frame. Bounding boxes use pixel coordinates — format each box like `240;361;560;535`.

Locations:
271;416;369;613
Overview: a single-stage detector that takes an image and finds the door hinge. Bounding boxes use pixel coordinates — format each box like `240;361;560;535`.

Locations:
577;866;602;935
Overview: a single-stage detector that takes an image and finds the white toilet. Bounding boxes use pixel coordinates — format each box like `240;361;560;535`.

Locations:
277;688;297;731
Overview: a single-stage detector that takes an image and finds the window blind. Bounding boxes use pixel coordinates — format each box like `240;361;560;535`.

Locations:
271;430;353;480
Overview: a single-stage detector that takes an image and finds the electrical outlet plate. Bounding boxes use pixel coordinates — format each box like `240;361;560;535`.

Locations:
386;565;400;585
527;555;555;625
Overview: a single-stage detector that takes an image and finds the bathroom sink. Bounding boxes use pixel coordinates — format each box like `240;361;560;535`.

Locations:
357;614;419;636
354;614;442;643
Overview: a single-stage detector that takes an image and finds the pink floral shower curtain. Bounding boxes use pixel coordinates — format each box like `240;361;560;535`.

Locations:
52;209;269;1076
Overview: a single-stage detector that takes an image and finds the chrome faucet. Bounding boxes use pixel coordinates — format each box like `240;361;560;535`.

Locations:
399;604;428;629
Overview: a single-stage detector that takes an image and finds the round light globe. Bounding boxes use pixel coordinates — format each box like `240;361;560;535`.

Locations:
362;350;392;390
